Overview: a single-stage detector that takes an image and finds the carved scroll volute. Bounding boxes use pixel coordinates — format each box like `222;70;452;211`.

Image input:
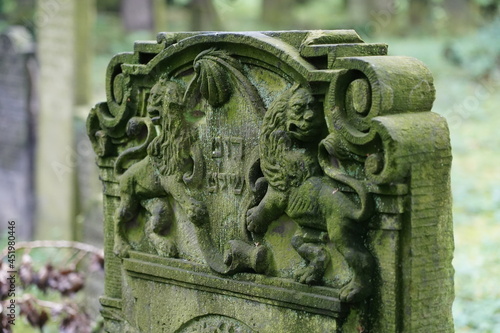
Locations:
98;53;138;138
87;104;113;157
324;56;437;184
86;53;141;158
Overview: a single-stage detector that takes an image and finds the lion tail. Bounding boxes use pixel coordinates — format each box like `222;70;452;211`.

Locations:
318;137;373;221
114;117;157;177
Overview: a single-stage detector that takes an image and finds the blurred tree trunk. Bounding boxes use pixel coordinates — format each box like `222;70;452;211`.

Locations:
189;0;222;31
121;0;154;31
443;0;469;15
346;0;371;25
443;0;474;32
347;0;398;35
370;0;397;31
346;0;396;22
261;0;296;29
36;0;94;240
153;0;167;33
409;0;431;28
372;0;395;11
75;0;95;105
121;0;167;33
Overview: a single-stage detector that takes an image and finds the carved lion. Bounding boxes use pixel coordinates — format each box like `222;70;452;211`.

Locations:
246;84;374;302
113;78;207;257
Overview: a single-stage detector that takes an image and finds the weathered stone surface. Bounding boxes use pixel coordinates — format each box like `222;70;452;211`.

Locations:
88;30;454;332
0;26;36;240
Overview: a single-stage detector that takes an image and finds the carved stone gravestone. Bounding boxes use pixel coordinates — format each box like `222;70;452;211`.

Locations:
0;26;37;240
88;30;454;332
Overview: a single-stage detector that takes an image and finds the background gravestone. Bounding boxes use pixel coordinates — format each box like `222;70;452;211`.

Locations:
35;0;95;240
0;26;37;240
88;30;454;333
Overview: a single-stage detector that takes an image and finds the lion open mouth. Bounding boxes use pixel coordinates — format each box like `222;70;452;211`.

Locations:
288;123;299;133
148;108;161;124
288;123;314;139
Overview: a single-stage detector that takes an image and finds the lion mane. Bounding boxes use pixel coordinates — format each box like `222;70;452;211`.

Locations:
260;84;320;192
147;79;193;178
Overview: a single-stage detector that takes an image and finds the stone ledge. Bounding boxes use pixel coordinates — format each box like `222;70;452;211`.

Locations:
124;251;347;318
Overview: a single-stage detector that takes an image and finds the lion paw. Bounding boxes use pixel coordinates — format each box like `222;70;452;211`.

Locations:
339;279;369;303
153;239;178;258
113;236;131;258
294;265;323;285
115;206;135;224
246;207;268;234
187;200;208;226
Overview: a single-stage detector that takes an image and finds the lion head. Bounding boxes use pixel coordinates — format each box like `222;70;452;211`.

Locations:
146;76;184;126
260;84;322;191
147;78;193;177
285;86;322;142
